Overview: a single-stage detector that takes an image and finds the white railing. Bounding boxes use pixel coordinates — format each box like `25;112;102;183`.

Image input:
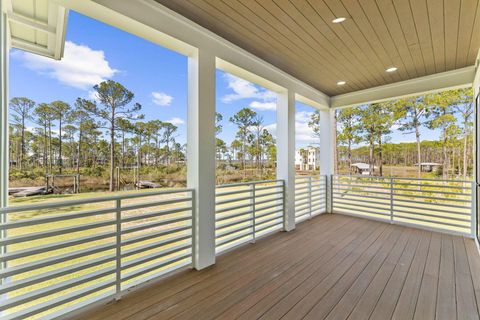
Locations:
332;175;474;236
295;175;328;222
215;180;285;254
0;189;194;320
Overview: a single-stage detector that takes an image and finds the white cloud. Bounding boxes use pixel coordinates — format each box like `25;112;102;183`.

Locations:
295;111;313;123
19;41;117;90
152;92;173;106
262;111;319;145
249;101;277;111
166;117;185;125
264;123;276;133
221;73;276;103
87;90;99;102
295;111;320;145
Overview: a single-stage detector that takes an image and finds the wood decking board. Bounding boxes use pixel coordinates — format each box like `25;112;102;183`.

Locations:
68;214;480;320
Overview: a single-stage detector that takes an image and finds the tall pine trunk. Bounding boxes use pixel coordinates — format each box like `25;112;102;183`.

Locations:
58;118;63;174
109;123;115;192
415;124;421;178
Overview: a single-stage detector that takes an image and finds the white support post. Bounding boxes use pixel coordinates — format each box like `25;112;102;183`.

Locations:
0;5;7;208
319;108;334;213
187;49;216;270
277;90;295;231
0;6;8;284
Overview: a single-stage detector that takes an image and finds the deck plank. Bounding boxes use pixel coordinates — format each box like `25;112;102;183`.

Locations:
453;236;479;320
66;214;480;320
436;234;457;320
391;231;431;320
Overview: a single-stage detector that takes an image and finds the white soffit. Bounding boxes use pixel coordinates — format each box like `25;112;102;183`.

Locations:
331;66;476;109
5;0;68;60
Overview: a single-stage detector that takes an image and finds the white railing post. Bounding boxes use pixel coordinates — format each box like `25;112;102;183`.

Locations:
115;198;121;300
471;181;476;237
308;176;312;219
277;90;295;231
390;177;394;224
187;49;216;270
251;183;256;243
329;175;334;213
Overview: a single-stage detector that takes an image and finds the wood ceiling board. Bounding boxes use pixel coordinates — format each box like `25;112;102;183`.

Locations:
332;0;400;82
154;0;480;96
274;0;375;86
306;0;391;84
444;0;461;71
467;0;480;63
282;0;383;86
456;0;477;67
237;0;360;93
217;0;343;92
372;0;420;78
188;0;354;93
409;0;436;75
197;1;337;93
356;0;411;80
301;0;385;86
427;0;446;72
392;0;427;76
174;0;334;92
252;0;365;90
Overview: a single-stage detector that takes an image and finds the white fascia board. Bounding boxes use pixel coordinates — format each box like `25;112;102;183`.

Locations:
331;66;476;109
56;0;330;108
295;93;329;111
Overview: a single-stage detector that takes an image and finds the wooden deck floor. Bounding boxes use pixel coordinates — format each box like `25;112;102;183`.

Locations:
69;214;480;320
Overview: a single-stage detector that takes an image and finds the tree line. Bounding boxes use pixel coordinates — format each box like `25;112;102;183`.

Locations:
216;108;276;179
9;80;280;191
334;88;474;179
9;80;185;191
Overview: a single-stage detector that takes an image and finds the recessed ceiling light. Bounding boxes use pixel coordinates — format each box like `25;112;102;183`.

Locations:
332;17;347;23
386;66;398;72
337;81;346;85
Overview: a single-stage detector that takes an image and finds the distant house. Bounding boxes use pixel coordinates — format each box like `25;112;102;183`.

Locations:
295;146;320;171
351;163;375;175
415;162;442;172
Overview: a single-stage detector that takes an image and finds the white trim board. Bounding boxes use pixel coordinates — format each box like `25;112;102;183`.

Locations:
331;66;476;109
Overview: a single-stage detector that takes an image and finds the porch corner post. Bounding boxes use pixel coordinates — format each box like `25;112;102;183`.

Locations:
187;49;216;270
319;108;335;213
277;89;295;231
0;6;8;284
0;5;7;210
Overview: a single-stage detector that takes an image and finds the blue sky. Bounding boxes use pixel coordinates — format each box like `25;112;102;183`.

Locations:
9;10;443;149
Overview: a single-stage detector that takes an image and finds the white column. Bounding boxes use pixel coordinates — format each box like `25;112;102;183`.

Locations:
277;90;295;231
0;7;8;282
0;3;8;209
319;108;335;176
319;108;335;213
187;49;216;270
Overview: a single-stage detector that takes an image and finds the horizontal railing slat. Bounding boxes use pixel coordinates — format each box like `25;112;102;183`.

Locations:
0;187;195;320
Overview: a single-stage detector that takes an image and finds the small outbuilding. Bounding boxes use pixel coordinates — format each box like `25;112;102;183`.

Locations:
415;162;442;172
351;163;375;175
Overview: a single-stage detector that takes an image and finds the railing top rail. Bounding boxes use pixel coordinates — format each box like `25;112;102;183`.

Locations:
0;188;194;214
333;174;473;184
216;180;284;189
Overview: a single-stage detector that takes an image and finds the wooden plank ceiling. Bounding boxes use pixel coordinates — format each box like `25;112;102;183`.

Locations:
155;0;480;96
